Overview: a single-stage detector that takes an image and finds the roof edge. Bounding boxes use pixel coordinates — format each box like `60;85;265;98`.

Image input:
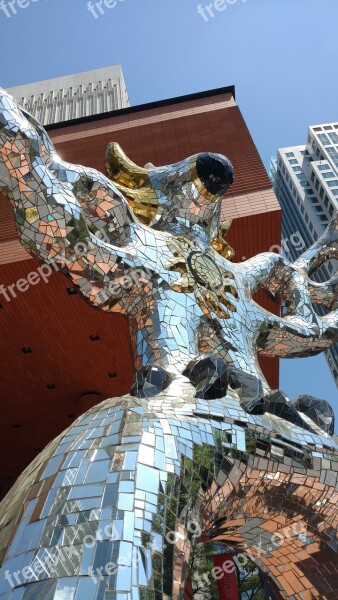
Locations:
45;85;236;132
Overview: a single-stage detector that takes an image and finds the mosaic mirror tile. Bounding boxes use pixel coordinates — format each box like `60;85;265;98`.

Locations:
0;88;338;599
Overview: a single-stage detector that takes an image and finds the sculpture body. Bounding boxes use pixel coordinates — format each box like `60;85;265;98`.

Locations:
0;89;338;599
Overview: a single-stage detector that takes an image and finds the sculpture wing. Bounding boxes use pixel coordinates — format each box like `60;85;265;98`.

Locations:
0;89;154;312
237;216;338;357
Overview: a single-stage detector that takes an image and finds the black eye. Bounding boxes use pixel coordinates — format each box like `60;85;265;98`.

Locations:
196;153;234;195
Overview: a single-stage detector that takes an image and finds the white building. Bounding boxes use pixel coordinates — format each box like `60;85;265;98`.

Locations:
271;122;338;386
8;65;130;125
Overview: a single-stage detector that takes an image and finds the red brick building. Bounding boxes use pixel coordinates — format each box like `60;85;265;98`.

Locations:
0;86;281;499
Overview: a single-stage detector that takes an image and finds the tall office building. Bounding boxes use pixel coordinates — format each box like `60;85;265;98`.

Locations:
271;122;338;385
7;65;130;125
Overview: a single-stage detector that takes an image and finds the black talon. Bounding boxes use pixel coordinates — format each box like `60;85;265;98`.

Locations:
130;365;173;398
183;354;229;400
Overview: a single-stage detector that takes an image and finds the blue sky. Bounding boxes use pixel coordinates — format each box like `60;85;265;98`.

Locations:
1;0;338;404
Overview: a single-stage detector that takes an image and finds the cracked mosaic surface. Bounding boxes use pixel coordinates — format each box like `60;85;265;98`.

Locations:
0;89;338;599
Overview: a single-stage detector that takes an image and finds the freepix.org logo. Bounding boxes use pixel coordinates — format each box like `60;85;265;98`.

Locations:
0;0;41;18
197;0;248;22
87;0;125;19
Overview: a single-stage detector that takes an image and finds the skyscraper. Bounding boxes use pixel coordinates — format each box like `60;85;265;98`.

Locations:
7;65;130;125
271;122;338;385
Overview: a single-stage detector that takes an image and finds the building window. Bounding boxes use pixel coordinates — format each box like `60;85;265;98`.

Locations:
286;152;295;157
328;180;338;187
292;166;302;172
329;204;334;215
318;164;330;170
328;132;338;144
313;127;322;132
332;189;338;196
324;196;329;207
319;187;324;199
324;126;333;131
318;133;330;145
319;214;328;223
289;159;298;164
311;172;315;182
322;172;335;178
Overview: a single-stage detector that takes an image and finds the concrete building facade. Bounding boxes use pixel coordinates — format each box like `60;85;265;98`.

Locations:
7;65;130;125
